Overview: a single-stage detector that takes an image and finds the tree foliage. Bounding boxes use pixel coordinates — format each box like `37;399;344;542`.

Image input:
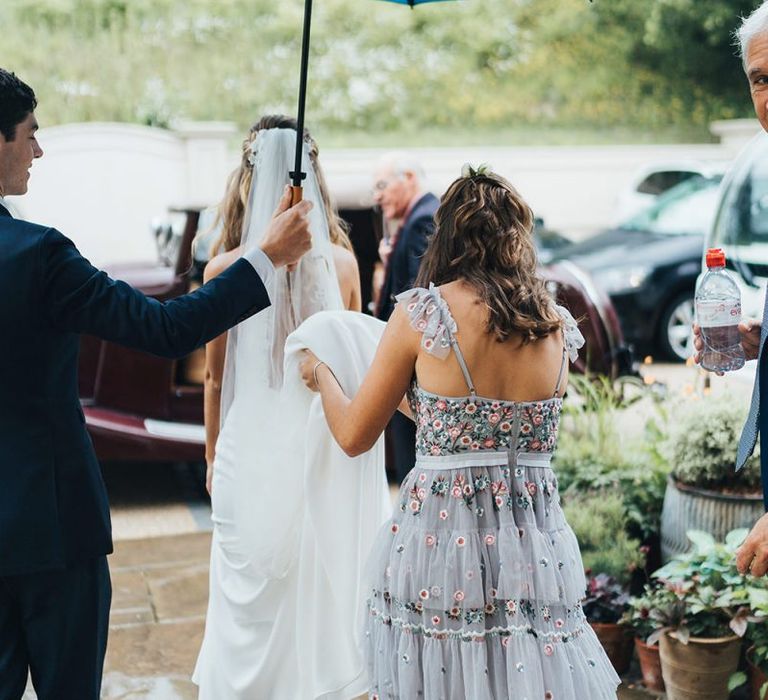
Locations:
1;0;761;137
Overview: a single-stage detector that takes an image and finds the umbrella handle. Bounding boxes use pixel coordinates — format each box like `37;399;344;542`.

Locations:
290;185;303;206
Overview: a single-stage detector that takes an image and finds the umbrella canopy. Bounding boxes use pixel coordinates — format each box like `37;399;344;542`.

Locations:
379;0;454;4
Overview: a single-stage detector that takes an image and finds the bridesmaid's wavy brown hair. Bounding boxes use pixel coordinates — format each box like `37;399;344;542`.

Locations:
209;114;351;255
415;171;562;343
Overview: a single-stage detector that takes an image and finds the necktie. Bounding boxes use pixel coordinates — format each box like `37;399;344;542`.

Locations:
735;291;768;510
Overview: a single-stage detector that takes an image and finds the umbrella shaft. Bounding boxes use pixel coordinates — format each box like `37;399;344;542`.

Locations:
292;0;313;187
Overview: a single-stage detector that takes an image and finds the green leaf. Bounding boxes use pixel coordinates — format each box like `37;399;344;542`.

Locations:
726;529;749;549
749;588;768;609
728;671;747;691
761;681;768;700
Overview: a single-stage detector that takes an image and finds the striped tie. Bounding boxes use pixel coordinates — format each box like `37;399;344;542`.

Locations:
736;291;768;471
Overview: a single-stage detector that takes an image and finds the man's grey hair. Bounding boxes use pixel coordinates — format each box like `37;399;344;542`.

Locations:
737;1;768;69
378;152;426;184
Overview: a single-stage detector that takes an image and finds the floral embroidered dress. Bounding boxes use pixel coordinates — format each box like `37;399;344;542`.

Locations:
363;285;620;700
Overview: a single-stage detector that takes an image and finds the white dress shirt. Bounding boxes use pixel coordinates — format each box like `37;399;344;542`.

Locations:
242;247;276;301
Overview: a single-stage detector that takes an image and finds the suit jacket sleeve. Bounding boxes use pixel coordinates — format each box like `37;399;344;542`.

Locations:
405;214;434;284
39;228;270;359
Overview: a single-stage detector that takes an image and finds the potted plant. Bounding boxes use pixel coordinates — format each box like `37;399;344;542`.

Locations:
621;584;676;692
557;375;670;578
648;529;752;700
660;399;763;561
744;585;768;700
564;490;645;673
582;572;634;674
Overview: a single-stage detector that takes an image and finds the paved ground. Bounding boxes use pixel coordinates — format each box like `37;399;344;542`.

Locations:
22;363;758;698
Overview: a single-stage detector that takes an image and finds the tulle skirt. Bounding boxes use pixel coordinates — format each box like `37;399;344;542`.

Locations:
363;461;621;700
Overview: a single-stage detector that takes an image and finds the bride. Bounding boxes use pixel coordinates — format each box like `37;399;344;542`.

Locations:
193;116;363;699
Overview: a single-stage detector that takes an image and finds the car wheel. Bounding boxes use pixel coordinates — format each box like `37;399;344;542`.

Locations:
658;293;695;362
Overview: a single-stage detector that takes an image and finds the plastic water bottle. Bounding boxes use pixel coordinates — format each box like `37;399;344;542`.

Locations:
695;248;745;373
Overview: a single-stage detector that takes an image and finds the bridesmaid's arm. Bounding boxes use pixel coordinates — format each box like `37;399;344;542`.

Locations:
300;306;419;457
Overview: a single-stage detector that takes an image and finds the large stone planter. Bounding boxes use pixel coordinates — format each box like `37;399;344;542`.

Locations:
659;632;742;700
660;477;763;561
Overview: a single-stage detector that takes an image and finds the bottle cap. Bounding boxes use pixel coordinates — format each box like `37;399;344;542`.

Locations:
705;248;726;268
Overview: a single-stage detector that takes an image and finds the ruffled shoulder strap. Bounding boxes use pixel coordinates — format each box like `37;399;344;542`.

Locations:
554;304;585;363
395;283;457;359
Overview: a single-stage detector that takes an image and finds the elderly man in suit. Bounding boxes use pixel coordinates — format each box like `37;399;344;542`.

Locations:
0;68;312;700
373;153;438;481
695;2;768;578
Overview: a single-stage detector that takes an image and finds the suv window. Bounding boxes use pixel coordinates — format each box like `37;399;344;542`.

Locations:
714;134;768;248
636;170;700;196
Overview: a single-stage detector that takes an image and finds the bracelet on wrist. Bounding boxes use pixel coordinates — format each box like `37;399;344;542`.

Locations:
313;360;326;386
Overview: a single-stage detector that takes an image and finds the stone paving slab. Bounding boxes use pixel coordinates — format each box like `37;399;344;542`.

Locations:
19;531;700;699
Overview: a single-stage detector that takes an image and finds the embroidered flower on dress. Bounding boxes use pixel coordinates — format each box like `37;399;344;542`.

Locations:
485;534;496;546
390;523;399;534
454;590;465;602
544;643;554;657
439;509;448;520
455;536;466;547
419;589;429;600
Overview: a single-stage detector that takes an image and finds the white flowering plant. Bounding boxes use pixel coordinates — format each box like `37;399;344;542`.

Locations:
664;399;761;493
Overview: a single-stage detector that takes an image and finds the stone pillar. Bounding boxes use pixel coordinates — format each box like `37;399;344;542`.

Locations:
174;121;239;207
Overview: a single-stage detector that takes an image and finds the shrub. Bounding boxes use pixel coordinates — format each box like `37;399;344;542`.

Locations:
664;399;761;493
563;490;645;587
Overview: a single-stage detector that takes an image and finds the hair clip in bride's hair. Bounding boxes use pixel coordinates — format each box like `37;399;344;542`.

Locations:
247;140;259;167
461;162;492;179
247;131;269;168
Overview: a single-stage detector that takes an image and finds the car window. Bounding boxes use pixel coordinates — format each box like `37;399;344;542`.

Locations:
621;177;720;236
635;170;700;196
728;152;768;246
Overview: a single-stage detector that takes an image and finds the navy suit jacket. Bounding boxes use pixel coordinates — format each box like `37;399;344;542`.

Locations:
0;203;270;576
376;192;438;321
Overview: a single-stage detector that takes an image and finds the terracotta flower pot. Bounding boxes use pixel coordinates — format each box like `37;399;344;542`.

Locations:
590;622;633;675
747;646;768;700
659;631;742;700
635;637;665;692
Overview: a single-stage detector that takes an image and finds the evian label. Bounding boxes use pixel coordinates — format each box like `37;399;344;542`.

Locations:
697;300;741;328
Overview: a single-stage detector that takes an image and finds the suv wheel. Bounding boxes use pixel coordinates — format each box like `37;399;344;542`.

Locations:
658;293;695;362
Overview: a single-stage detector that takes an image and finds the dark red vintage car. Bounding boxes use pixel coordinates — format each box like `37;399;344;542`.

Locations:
78;203;632;464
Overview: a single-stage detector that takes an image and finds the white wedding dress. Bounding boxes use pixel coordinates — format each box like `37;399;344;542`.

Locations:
193;130;389;699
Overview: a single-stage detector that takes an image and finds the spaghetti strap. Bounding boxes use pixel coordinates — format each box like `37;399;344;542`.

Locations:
449;337;477;397
552;344;568;397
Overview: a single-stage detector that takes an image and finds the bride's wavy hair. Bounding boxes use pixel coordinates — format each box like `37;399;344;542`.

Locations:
415;170;562;343
210;114;351;256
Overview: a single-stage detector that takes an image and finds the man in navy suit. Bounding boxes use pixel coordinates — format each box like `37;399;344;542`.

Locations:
0;68;313;700
695;2;768;578
373;153;438;481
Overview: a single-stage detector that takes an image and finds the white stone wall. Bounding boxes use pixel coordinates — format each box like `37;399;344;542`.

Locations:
7;120;758;265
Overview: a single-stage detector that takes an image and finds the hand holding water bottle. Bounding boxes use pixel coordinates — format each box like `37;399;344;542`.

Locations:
692;248;748;372
693;320;761;364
